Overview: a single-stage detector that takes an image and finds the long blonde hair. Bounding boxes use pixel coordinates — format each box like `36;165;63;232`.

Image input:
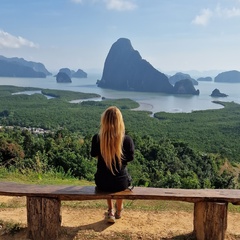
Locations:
99;106;125;174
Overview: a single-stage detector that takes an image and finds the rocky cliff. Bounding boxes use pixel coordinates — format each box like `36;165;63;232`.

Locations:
169;72;198;85
56;72;72;83
0;55;51;77
97;38;174;93
214;70;240;83
173;79;200;95
210;89;228;97
59;68;87;78
0;60;46;78
72;69;87;78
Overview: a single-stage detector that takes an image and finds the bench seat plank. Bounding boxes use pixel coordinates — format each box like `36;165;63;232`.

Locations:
0;181;240;204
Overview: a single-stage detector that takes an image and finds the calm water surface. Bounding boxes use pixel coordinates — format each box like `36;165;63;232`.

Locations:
1;74;239;113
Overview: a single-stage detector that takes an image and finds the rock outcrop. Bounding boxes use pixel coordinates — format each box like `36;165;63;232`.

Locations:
58;68;87;78
169;72;198;85
56;72;72;83
173;79;200;95
59;68;73;78
210;89;228;97
214;70;240;83
97;38;174;93
72;69;87;78
197;77;212;82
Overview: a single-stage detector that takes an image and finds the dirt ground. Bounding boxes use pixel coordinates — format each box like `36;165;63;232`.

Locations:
0;196;240;240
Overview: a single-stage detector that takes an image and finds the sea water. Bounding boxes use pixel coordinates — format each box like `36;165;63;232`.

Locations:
1;74;239;114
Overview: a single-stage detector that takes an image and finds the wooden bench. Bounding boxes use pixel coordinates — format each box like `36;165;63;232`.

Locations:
0;181;240;240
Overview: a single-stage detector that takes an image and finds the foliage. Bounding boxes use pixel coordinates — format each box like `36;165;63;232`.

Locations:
129;134;236;188
154;101;240;162
0;86;239;189
41;89;100;101
0;127;237;189
0;86;139;135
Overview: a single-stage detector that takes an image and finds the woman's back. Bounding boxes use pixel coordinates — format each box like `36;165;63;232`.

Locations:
91;133;134;192
90;106;135;222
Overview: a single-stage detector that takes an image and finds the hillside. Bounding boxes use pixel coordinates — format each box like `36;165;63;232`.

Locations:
0;56;51;78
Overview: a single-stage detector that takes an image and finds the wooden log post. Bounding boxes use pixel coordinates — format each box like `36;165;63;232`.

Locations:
194;201;228;240
27;196;62;240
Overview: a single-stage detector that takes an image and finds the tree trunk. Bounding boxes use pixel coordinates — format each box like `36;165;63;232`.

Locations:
27;196;61;240
194;201;228;240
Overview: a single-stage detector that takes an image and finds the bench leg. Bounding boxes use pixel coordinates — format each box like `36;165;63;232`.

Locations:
194;201;228;240
27;196;62;240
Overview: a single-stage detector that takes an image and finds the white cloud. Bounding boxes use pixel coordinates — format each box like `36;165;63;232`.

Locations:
216;6;240;18
192;8;213;26
104;0;137;11
0;30;38;49
193;4;240;26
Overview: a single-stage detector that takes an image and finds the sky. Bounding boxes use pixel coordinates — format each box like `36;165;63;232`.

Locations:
0;0;240;76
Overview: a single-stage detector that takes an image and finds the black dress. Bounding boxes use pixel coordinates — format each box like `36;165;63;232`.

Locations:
90;134;134;192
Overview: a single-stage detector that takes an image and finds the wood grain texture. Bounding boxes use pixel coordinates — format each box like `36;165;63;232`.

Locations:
0;182;240;204
194;201;228;240
27;196;61;240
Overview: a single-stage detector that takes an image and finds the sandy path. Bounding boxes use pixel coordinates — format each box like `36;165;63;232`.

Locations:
0;197;240;239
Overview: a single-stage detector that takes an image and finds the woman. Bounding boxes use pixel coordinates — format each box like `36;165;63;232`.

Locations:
91;106;134;223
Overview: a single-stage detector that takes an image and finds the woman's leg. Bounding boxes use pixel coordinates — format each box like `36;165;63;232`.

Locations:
107;199;114;210
107;199;115;223
115;199;123;219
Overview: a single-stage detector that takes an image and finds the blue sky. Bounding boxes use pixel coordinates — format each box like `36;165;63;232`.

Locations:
0;0;240;75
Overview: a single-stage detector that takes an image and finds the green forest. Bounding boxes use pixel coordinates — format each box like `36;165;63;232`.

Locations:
0;85;239;189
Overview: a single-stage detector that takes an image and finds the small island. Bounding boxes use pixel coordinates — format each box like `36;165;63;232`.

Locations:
210;88;228;97
197;77;212;82
214;70;240;83
56;72;72;83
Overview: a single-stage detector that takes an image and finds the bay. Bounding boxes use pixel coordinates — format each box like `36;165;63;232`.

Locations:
0;74;239;114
